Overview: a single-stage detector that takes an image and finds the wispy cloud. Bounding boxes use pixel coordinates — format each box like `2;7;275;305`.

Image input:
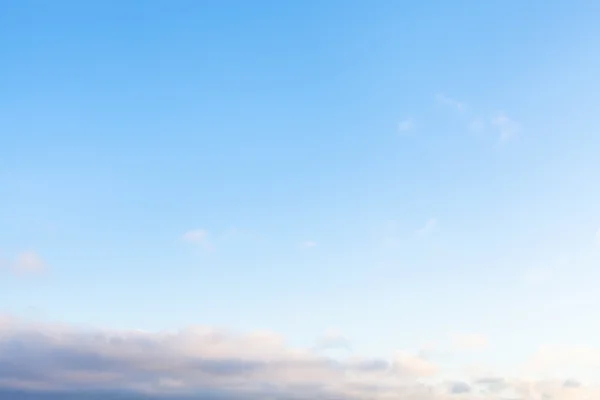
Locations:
416;218;438;237
299;240;317;249
378;219;402;249
522;266;554;286
418;341;437;358
435;93;466;111
397;118;414;133
8;251;46;276
491;112;520;142
468;117;486;134
313;328;352;352
452;334;489;351
434;94;520;142
393;351;438;377
182;229;214;251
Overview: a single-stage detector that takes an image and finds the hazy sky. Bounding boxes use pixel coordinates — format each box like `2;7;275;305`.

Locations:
2;1;600;399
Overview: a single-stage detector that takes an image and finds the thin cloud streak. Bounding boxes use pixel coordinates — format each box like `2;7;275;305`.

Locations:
435;93;465;111
434;94;520;142
182;229;214;251
416;218;437;237
299;240;317;249
397;118;413;133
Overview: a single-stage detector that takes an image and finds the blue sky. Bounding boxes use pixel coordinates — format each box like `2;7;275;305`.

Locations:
2;1;600;398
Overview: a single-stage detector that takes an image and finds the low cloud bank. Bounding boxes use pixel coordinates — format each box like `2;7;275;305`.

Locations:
0;318;597;399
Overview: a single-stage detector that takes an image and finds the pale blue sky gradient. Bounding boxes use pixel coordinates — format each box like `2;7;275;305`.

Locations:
2;0;600;386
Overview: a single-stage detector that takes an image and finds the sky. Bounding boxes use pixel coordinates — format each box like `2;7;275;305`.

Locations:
1;1;600;399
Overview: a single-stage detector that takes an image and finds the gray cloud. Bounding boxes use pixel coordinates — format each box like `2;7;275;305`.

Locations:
448;381;471;394
563;378;581;388
473;377;510;393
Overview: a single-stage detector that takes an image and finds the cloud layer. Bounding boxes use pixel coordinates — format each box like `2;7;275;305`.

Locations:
0;318;441;399
0;318;598;399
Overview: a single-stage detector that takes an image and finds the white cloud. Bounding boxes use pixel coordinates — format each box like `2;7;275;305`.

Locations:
491;111;520;141
299;240;317;249
0;318;598;399
521;344;600;376
435;93;466;111
397;118;413;133
452;334;488;351
468;117;486;134
516;380;600;400
182;229;213;251
434;95;520;143
416;218;438;237
393;351;438;377
11;251;46;275
182;229;208;244
485;378;600;400
418;341;437;358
